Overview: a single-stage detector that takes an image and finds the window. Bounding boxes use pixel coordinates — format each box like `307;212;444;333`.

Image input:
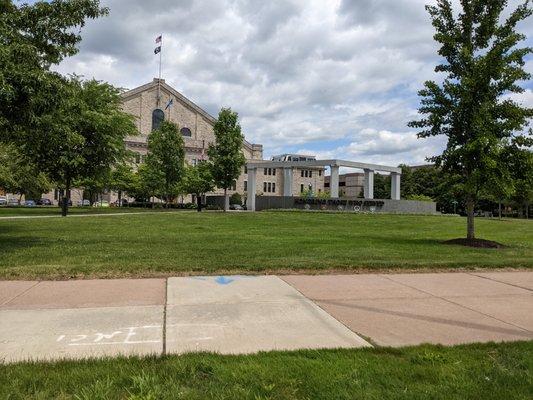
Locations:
264;168;268;175
244;181;247;191
301;170;304;177
319;170;322;177
300;184;304;193
180;127;192;137
267;182;272;192
272;182;276;193
244;166;248;173
273;168;276;176
309;171;312;178
263;182;267;192
231;181;237;191
151;109;165;131
135;153;141;164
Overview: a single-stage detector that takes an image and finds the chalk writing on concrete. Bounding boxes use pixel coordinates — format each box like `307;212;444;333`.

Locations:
56;325;161;346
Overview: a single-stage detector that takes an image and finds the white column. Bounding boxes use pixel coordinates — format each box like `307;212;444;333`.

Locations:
283;167;293;196
391;172;401;200
247;167;257;211
364;169;374;199
330;165;339;198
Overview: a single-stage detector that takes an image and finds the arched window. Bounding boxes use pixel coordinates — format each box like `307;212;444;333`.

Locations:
151;109;165;131
180;127;192;137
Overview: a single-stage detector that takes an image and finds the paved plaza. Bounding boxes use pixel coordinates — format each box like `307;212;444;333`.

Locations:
0;272;531;362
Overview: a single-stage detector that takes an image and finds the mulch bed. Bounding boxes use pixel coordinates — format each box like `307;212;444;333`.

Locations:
443;238;506;248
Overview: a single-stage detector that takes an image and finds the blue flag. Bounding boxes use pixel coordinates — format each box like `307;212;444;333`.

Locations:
165;98;173;110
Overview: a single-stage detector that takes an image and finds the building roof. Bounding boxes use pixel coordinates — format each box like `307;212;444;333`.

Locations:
121;79;262;153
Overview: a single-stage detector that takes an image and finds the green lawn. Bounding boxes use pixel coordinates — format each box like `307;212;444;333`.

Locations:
0;211;531;279
1;341;532;399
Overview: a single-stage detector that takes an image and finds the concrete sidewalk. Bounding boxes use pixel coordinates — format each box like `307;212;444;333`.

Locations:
0;272;531;362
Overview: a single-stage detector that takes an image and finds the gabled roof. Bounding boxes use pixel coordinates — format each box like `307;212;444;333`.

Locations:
121;78;217;124
121;79;262;154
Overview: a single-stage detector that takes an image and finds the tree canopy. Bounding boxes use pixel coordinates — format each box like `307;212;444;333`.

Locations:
208;108;246;211
409;0;532;239
145;121;186;204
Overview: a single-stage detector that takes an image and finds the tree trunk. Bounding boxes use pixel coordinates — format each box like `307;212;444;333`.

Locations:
498;200;502;220
224;188;229;212
466;198;475;240
118;190;122;207
197;193;202;212
61;178;71;217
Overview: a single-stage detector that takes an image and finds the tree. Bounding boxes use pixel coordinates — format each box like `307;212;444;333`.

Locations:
110;164;137;206
145;121;186;206
183;162;215;212
36;78;136;216
0;144;51;201
409;0;532;240
131;164;165;206
0;0;107;144
373;173;390;199
208;108;246;211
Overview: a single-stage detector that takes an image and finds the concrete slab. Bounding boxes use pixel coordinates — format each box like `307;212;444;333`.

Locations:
0;306;163;362
2;279;166;310
166;276;370;354
444;294;533;332
0;281;38;305
282;274;427;301
472;272;533;291
316;297;533;347
384;272;530;297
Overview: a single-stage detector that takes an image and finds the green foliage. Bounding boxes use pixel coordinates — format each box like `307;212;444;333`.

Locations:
316;190;331;200
109;163;137;203
208;108;246;209
229;192;242;205
373;173;390;199
409;0;533;237
145;121;186;204
133;164;165;202
0;143;51;200
406;194;434;202
183;163;215;211
0;0;107;142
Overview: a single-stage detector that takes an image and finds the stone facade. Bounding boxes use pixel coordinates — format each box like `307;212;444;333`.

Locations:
121;78;263;201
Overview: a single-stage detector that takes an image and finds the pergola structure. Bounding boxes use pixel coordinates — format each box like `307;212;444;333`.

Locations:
245;159;402;211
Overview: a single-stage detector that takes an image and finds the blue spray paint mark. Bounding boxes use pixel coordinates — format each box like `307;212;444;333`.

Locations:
215;276;235;285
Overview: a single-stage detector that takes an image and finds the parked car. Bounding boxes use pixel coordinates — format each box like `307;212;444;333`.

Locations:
93;200;110;207
24;200;36;207
7;198;19;206
76;199;91;207
36;198;52;206
0;196;6;205
230;204;244;211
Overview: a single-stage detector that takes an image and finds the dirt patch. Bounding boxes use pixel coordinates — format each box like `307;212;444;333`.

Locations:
443;238;507;249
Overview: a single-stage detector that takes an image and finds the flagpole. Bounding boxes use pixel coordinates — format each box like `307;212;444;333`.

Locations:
157;35;162;106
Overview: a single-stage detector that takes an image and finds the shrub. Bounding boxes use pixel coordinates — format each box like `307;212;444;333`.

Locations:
229;192;242;205
406;194;434;202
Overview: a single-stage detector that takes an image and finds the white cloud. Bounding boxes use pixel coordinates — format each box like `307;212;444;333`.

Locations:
54;0;532;166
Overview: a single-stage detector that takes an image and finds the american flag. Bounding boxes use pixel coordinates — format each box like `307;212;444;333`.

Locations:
155;35;162;43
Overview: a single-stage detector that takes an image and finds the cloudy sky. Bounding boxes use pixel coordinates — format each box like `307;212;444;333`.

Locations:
53;0;533;166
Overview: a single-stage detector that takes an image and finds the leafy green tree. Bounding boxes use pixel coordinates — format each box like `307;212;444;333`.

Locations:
75;171;110;206
145;121;186;206
129;164;165;205
34;78;136;216
373;173;390;199
208;108;246;211
0;0;107;144
110;164;137;206
409;0;532;240
183;163;215;212
0;144;51;201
